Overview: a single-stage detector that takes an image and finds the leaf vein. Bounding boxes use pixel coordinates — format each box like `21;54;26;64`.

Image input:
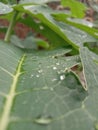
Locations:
0;54;26;130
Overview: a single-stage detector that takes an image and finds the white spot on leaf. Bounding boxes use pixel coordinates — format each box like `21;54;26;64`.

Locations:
36;75;40;78
38;69;43;73
53;66;57;70
50;88;54;91
60;75;65;80
30;74;34;78
34;116;52;125
56;63;60;65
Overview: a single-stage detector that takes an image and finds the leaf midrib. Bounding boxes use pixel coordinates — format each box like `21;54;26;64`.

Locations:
0;54;26;130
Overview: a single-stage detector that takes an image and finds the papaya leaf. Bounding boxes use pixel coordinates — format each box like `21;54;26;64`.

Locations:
0;41;87;130
80;47;98;91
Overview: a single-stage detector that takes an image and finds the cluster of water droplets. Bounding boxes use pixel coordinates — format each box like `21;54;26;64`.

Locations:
29;60;68;86
51;61;67;82
38;69;43;73
30;69;43;79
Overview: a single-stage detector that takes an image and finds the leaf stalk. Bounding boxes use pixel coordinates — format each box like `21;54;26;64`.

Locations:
4;11;18;42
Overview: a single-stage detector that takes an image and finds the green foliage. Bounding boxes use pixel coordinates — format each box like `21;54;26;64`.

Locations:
0;0;98;130
61;0;87;18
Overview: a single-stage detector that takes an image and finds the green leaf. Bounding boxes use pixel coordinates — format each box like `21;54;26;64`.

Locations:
0;41;86;130
0;0;17;4
80;47;98;90
15;4;79;49
19;0;59;4
0;42;98;130
61;0;87;18
0;2;13;14
0;0;8;4
53;14;98;39
14;4;96;49
77;48;98;130
0;1;98;130
19;15;70;48
10;35;49;49
55;22;97;47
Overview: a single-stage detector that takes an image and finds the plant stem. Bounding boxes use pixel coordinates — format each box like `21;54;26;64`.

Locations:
4;11;18;42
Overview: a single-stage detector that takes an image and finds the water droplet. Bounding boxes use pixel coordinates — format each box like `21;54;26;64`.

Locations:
39;25;44;30
52;78;57;81
56;62;60;65
60;75;65;80
36;75;39;78
65;68;68;71
53;66;57;70
30;74;34;78
58;70;64;74
34;116;52;125
38;69;43;73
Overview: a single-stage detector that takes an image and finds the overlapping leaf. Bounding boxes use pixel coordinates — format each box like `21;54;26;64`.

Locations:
1;2;97;49
14;4;96;49
10;35;49;49
22;4;79;48
80;47;98;91
53;14;98;39
0;2;13;14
